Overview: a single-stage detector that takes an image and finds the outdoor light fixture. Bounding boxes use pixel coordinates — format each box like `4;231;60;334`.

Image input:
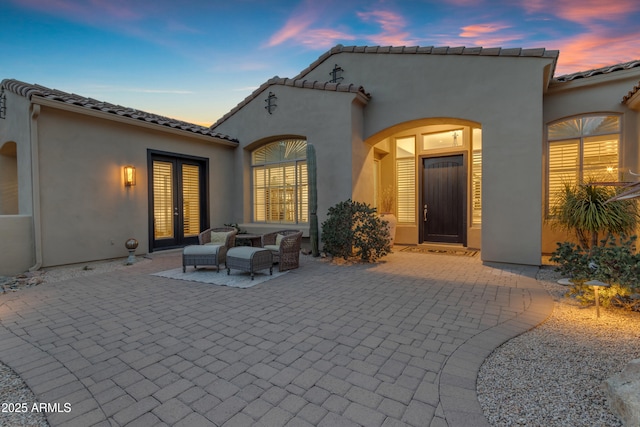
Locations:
123;165;136;187
265;92;277;114
584;280;611;318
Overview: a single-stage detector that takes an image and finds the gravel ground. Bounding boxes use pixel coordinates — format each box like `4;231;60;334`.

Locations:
1;259;638;426
478;265;640;427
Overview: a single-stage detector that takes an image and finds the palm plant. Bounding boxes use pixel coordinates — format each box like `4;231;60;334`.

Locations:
550;180;639;249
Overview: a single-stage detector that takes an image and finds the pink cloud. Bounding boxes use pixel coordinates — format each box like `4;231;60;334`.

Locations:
297;29;357;49
357;10;417;46
523;0;640;24
267;17;315;47
459;23;512;38
551;28;640;75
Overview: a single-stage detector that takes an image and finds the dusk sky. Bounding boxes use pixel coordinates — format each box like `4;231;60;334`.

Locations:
2;0;639;126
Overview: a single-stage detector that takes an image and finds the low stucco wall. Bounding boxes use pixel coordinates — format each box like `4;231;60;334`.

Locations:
0;215;34;276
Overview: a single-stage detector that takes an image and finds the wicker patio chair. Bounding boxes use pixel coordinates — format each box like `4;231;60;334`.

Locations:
261;230;303;272
182;226;237;272
198;226;237;247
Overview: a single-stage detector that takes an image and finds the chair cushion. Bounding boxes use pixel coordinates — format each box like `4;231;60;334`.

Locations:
275;234;285;246
184;244;222;255
210;231;230;245
264;244;280;252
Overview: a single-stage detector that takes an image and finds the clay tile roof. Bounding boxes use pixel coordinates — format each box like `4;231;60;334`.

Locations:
210;76;371;129
1;79;238;143
553;59;640;83
293;44;559;80
623;81;640;104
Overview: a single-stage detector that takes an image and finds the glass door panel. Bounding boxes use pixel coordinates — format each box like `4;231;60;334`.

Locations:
153;161;175;240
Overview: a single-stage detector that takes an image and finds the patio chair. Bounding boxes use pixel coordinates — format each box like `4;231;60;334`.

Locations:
182;226;237;272
261;230;303;272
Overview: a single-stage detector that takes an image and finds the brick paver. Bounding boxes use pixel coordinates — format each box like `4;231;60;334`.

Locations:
0;250;552;426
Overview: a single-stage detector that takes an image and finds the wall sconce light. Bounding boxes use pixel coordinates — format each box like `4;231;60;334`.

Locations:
124;165;136;187
265;92;277;114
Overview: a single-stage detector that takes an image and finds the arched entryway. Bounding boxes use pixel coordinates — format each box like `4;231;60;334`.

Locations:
367;118;482;249
0;141;18;215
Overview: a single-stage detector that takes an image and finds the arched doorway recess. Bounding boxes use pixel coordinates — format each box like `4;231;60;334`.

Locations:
367;119;482;249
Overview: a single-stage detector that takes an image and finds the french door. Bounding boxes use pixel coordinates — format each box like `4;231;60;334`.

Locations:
148;151;208;250
421;154;467;244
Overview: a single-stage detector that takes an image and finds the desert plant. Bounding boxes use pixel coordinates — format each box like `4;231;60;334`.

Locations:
321;199;391;262
550;181;639;250
550;234;640;311
380;185;394;213
307;143;319;257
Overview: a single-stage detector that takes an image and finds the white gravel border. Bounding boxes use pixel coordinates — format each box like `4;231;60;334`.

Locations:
478;266;640;427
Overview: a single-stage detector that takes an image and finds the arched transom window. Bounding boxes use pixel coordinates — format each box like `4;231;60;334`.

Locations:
252;138;308;223
547;114;620;212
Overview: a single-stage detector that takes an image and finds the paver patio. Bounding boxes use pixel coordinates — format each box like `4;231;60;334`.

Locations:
0;250;552;426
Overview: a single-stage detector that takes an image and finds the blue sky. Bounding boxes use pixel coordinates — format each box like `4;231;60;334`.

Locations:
2;0;639;126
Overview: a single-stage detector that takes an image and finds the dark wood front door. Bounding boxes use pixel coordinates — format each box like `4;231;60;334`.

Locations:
421;155;466;244
149;152;208;250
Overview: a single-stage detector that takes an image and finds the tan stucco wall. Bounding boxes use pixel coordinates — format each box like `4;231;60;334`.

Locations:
301;53;554;265
33;103;236;267
0;142;18;214
0;91;36;274
214;85;368;234
542;69;640;254
0;91;34;215
0;215;34;275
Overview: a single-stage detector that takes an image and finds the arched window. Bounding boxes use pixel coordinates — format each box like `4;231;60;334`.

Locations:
547;114;620;211
252;138;308;223
0;141;18;215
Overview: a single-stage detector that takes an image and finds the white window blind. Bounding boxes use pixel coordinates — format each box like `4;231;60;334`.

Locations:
472;150;482;226
396;158;415;223
547;115;621;213
548;140;579;206
252;139;308;224
153;161;174;239
182;164;200;237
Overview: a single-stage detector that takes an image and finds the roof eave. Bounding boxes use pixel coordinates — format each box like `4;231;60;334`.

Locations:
624;87;640;111
211;77;371;129
33;96;239;147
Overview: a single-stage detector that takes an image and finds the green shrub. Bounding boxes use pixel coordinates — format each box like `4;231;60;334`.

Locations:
550;235;640;311
550;182;639;249
321;199;391;262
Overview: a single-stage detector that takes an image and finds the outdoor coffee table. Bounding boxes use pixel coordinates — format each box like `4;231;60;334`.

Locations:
226;247;273;280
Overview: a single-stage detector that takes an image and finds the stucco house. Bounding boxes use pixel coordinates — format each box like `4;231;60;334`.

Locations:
1;44;639;275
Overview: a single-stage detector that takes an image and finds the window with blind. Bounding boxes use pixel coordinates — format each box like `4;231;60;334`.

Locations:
396;136;416;223
471;128;482;226
182;164;200;237
153;161;174;239
252;139;308;223
547;115;620;213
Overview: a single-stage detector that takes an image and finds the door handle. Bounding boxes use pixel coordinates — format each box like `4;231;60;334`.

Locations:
423;204;428;222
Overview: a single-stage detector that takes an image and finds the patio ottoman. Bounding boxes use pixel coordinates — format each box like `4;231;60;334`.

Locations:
226;247;273;280
182;244;226;273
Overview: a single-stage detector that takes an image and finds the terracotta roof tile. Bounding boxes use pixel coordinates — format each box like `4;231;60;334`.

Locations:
294;44;559;80
553;60;640;82
211;77;371;129
1;79;238;143
623;81;640;104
